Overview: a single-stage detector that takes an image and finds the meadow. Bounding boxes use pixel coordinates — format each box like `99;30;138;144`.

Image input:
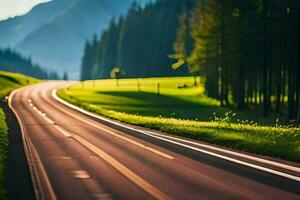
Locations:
0;71;39;98
58;77;300;162
0;71;38;198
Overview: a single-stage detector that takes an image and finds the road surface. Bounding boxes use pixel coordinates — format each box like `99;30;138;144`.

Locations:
9;82;300;200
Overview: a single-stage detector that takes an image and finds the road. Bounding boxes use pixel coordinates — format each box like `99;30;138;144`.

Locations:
9;81;300;200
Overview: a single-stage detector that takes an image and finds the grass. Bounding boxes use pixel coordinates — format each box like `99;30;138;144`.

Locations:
0;71;39;198
0;109;7;198
0;71;39;98
58;77;300;162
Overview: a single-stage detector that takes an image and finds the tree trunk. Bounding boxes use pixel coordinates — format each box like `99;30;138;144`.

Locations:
220;0;225;106
297;1;300;124
254;72;258;105
237;7;245;110
262;0;269;116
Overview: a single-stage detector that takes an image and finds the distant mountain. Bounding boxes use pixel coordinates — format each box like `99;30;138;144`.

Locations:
0;0;150;79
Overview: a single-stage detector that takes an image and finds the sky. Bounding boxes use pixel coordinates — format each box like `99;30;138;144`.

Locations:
0;0;51;20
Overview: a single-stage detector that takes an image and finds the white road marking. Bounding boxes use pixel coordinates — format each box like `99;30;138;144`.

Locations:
30;102;56;125
145;131;300;174
52;156;72;160
9;88;57;200
44;90;174;160
73;134;171;200
93;193;112;200
140;130;300;182
72;170;91;179
30;99;171;200
52;89;300;182
60;111;173;160
53;125;72;138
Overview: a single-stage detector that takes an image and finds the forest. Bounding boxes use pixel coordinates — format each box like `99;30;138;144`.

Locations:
0;49;58;79
81;0;195;80
81;0;300;122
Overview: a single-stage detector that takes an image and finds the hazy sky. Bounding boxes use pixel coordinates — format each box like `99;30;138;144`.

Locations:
0;0;51;20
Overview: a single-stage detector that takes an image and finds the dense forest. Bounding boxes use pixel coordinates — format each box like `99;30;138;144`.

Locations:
81;0;195;80
172;0;300;121
0;49;58;79
81;0;300;122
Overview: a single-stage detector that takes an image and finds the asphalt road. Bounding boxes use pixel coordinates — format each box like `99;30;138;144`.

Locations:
9;82;300;200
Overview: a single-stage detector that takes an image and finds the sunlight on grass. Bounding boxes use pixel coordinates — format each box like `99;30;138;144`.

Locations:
58;77;300;161
65;77;224;121
0;71;39;98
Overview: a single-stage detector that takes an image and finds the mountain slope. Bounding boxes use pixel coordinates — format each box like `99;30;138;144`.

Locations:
0;0;71;48
0;0;150;79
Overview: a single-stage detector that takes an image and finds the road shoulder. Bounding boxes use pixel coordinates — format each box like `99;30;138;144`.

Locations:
1;100;35;200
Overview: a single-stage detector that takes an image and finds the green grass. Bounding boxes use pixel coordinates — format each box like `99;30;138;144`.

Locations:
0;71;39;198
0;109;7;198
58;77;300;162
0;71;39;98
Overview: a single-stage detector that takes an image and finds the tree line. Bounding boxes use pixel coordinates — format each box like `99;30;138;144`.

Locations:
81;0;299;122
172;0;300;121
0;48;59;79
80;0;196;80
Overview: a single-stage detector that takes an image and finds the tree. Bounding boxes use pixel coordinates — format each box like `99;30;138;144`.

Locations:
63;71;68;80
80;35;98;80
171;6;194;76
80;0;193;80
179;0;300;121
110;67;124;87
80;0;300;122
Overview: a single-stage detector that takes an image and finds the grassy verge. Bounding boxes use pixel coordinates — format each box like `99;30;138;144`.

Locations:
58;77;300;162
0;109;7;198
0;71;39;198
0;71;39;98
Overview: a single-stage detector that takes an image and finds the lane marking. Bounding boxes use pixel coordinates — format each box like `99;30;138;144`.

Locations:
30;99;171;200
9;87;57;200
60;112;173;160
28;139;58;200
29;102;56;125
52;156;72;160
41;91;174;160
28;101;72;138
138;131;300;182
72;134;171;200
72;170;91;179
53;125;72;138
52;89;300;182
145;131;300;174
93;193;112;200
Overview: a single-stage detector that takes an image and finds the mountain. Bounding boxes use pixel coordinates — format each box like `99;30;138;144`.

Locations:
0;0;150;79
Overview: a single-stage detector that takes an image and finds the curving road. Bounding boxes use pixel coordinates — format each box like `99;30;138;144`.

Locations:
9;82;300;200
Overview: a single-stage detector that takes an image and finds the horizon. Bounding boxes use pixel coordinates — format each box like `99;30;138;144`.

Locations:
0;0;51;20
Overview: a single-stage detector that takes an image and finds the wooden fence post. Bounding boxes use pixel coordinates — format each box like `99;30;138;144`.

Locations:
157;83;160;95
